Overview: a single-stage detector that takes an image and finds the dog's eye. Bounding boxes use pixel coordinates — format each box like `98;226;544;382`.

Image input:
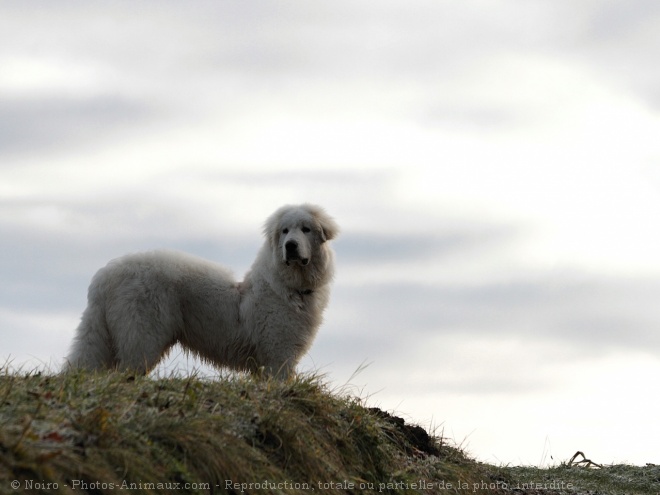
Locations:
302;227;311;234
282;228;289;234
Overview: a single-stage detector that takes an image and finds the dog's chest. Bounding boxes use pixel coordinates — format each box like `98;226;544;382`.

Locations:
288;289;313;312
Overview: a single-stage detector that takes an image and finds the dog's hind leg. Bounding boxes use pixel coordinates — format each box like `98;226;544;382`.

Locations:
112;315;177;375
65;303;116;371
114;335;171;375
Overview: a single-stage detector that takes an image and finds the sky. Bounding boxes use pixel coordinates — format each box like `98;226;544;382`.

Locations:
1;1;659;466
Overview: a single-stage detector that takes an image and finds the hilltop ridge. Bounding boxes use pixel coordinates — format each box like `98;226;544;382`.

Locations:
0;369;657;494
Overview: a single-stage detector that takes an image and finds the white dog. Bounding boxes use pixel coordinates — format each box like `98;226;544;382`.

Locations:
65;204;338;378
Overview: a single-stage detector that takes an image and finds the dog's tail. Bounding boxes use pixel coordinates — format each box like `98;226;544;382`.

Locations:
63;292;115;372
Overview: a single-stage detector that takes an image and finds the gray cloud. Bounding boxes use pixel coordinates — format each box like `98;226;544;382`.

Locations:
0;96;156;157
419;104;527;132
189;169;394;189
327;275;660;359
2;0;658;157
335;224;518;265
0;198;260;312
581;0;660;41
545;1;660;110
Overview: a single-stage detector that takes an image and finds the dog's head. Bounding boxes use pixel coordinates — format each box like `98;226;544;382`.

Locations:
264;204;339;269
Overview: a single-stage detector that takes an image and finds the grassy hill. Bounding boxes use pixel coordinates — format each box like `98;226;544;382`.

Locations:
0;368;657;494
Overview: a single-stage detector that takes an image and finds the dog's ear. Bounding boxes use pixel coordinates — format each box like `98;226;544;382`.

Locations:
263;206;286;248
311;206;339;243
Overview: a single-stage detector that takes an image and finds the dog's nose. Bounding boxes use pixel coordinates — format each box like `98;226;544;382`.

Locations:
285;240;298;252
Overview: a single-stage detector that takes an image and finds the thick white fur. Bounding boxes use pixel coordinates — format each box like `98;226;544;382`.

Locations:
65;204;338;377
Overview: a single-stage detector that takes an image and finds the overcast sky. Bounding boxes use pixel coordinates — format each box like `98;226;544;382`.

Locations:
1;1;659;466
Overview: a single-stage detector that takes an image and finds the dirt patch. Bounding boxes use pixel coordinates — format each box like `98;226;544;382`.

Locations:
368;407;440;456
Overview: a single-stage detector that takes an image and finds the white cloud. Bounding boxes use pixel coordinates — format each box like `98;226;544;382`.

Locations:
0;308;76;371
0;56;114;98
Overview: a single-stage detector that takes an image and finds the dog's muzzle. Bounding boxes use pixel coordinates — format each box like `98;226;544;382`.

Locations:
285;240;309;266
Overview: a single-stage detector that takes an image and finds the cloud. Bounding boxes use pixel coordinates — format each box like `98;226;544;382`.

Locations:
580;0;660;41
0;96;156;157
0;196;263;315
0;307;75;370
336;224;517;265
547;1;660;110
324;273;660;365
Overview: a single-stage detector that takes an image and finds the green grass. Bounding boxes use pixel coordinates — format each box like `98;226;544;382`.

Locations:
0;367;657;494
